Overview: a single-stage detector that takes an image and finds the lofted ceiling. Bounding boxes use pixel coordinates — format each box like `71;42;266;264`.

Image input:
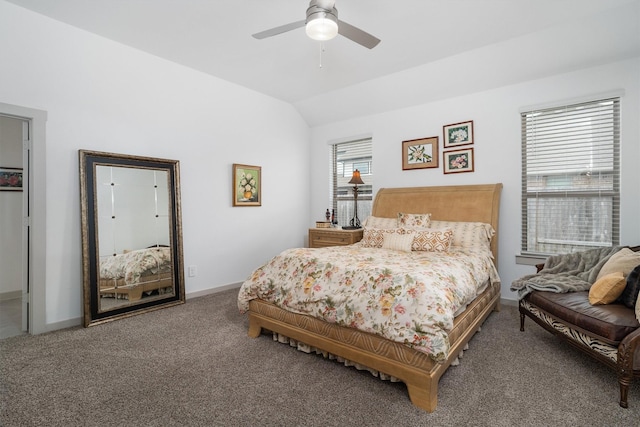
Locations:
5;0;640;125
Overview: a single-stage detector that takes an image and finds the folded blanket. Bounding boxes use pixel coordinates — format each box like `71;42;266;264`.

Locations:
510;246;623;299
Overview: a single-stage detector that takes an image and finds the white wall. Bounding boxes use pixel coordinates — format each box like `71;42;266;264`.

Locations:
309;58;640;302
0;1;311;327
0;115;23;296
1;0;638;329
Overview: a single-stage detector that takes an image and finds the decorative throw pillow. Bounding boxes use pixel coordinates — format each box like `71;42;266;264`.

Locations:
588;272;627;305
363;216;398;229
411;228;454;252
397;212;432;229
617;263;640;309
381;233;414;252
361;227;404;248
429;220;495;252
596;248;640;281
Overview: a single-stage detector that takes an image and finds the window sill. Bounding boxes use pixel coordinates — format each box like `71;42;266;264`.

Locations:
515;254;547;266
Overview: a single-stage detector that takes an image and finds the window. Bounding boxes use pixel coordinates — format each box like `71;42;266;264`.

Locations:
330;138;372;227
521;97;620;255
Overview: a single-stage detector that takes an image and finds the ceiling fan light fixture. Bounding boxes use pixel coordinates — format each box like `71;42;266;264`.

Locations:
252;0;380;49
305;12;338;41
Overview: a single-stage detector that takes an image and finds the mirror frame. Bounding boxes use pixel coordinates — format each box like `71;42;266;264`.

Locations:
79;150;185;327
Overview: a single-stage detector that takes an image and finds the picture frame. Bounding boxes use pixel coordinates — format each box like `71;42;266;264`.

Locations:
0;167;23;191
443;120;474;148
233;163;261;206
443;148;474;174
402;137;439;170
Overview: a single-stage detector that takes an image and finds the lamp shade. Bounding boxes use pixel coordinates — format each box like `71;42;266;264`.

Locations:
305;14;338;41
348;169;365;185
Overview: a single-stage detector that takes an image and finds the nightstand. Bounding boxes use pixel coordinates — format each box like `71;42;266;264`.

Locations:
308;227;364;248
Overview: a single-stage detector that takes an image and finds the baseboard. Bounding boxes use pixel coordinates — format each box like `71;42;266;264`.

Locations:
500;297;518;307
42;317;82;333
33;284;242;335
186;282;241;300
32;286;510;336
0;290;22;301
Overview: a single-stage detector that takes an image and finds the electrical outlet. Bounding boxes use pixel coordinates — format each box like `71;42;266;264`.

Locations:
188;265;197;277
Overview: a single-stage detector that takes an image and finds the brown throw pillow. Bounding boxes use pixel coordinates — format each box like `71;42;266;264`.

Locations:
589;272;626;305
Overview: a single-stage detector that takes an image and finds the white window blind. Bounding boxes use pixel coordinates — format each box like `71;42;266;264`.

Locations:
330;138;373;227
521;97;620;255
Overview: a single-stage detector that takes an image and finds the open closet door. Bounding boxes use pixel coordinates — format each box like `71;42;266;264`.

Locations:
21;119;29;332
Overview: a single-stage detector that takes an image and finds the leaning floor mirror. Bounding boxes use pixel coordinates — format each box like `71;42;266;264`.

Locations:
79;150;185;327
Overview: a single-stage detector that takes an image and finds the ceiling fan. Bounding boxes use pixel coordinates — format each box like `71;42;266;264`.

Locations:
252;0;381;49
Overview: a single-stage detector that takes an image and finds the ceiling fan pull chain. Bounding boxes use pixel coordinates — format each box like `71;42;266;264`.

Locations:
319;42;325;68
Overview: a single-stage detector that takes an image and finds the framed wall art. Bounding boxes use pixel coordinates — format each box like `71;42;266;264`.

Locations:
0;167;23;191
443;148;474;174
443;120;474;148
402;137;439;170
233;163;261;206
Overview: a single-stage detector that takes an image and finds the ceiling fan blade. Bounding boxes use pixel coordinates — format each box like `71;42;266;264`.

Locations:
338;20;380;49
252;20;306;39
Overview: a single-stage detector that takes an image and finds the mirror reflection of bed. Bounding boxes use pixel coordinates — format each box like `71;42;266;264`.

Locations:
95;165;174;311
98;245;174;310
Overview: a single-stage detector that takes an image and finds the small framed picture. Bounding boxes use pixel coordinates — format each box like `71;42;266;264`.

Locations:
0;167;23;191
443;120;473;148
443;148;474;174
402;137;439;170
233;164;261;206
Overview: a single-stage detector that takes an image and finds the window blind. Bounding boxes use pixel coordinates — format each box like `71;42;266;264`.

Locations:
521;97;620;255
330;138;373;226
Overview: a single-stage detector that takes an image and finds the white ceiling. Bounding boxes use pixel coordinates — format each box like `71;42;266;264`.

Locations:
5;0;640;125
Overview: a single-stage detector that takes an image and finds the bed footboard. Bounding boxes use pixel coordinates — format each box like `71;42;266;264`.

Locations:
247;280;500;412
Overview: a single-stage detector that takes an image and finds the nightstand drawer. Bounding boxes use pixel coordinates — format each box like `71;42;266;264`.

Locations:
308;228;364;248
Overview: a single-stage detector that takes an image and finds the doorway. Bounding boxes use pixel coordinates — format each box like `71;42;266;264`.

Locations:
0;115;28;338
0;102;47;336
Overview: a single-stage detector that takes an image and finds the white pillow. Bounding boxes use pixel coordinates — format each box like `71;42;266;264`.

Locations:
430;220;495;252
596;248;640;280
363;216;398;229
382;233;413;252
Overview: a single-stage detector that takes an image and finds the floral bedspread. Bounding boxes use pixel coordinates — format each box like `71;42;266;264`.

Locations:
238;246;500;362
99;247;172;285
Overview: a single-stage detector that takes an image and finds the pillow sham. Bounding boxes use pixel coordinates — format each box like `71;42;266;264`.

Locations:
397;212;431;229
429;220;495;252
362;227;453;252
382;233;414;252
596;248;640;281
363;216;398;229
411;228;453;252
361;227;404;248
588;272;626;305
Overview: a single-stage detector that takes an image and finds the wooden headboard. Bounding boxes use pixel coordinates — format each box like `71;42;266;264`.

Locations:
371;183;503;264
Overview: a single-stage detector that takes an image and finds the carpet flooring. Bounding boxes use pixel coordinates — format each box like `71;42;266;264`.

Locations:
1;288;639;426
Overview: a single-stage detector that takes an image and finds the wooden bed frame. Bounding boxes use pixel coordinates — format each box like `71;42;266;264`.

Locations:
246;183;503;412
100;272;173;301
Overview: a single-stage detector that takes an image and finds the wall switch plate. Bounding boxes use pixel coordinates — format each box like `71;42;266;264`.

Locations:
188;265;197;277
